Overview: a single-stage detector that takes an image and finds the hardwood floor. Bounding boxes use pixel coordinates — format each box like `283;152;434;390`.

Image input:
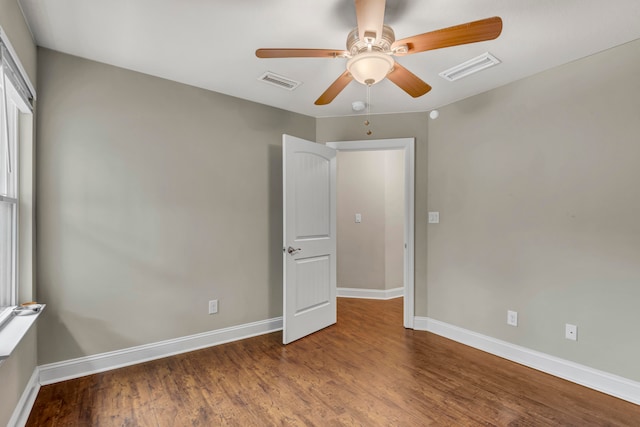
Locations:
27;298;639;426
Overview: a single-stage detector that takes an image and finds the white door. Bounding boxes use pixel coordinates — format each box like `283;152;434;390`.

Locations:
282;134;337;344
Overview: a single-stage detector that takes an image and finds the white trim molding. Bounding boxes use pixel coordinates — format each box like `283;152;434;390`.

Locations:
337;287;403;300
1;307;45;362
327;138;415;329
0;24;37;101
39;317;282;385
8;367;40;427
415;317;640;405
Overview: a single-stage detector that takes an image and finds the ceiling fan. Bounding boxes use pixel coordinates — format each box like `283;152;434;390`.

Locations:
256;0;502;105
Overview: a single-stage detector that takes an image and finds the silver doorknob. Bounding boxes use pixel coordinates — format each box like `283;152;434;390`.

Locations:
287;246;302;255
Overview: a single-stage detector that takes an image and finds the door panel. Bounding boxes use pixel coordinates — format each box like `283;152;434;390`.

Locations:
295;255;330;314
283;135;336;344
293;152;331;239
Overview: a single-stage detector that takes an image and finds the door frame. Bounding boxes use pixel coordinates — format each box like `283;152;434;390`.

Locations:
326;138;415;329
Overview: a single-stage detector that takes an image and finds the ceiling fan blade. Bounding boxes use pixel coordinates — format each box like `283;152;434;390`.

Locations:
315;71;353;105
355;0;386;43
392;16;503;55
256;48;348;58
386;63;432;98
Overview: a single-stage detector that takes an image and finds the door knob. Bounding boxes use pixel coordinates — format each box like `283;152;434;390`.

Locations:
287;246;302;255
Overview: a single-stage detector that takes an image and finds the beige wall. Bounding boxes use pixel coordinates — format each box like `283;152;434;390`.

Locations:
36;48;315;364
0;1;37;426
384;149;404;289
0;0;36;84
336;150;404;290
427;39;640;381
317;113;429;307
0;327;37;424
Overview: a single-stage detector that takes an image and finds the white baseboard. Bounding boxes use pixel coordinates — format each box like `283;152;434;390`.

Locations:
39;317;282;385
337;287;403;300
8;367;40;427
414;317;640;405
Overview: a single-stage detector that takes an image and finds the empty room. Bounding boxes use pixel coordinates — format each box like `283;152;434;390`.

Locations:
1;0;640;425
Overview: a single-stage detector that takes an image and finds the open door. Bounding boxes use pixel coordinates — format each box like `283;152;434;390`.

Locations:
282;135;337;344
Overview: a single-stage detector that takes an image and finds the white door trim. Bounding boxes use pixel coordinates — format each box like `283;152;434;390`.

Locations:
326;138;415;329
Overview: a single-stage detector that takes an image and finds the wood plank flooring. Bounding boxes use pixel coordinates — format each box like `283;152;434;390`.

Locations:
27;298;640;426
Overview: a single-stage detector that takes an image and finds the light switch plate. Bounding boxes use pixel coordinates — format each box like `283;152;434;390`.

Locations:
208;300;218;314
355;213;362;223
428;212;440;223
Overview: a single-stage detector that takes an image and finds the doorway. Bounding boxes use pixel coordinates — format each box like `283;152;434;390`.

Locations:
327;138;415;328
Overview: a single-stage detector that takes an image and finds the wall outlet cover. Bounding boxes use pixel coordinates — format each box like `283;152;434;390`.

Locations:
565;323;577;341
507;310;518;326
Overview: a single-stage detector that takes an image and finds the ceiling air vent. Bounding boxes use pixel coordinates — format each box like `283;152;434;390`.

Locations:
258;72;301;91
439;52;501;82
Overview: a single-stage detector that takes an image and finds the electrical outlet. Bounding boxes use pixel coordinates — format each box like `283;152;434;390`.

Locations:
208;299;218;314
565;323;577;341
507;310;518;327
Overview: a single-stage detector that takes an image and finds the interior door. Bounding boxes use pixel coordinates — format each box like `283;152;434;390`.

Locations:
282;134;337;344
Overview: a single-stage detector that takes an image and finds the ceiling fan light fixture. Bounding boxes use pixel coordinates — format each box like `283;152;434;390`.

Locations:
256;8;503;105
347;52;394;86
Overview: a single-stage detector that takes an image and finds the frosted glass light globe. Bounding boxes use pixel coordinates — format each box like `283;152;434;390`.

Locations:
347;52;394;85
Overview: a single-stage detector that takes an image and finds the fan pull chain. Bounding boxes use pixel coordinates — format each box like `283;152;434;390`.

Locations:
364;83;372;136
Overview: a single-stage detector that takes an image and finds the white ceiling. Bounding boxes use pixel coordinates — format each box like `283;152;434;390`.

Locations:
17;0;640;118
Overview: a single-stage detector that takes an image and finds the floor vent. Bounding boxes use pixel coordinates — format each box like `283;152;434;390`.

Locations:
439;52;501;82
258;72;301;90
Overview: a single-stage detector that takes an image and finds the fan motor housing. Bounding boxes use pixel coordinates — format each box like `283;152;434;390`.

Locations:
346;25;395;55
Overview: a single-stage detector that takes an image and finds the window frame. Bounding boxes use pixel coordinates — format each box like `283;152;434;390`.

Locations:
0;26;37;364
0;76;21;329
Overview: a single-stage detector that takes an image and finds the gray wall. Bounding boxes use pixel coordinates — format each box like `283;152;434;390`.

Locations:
36;48;315;364
317;113;429;309
336;150;404;290
384;150;404;290
0;0;36;85
427;39;640;381
0;0;37;425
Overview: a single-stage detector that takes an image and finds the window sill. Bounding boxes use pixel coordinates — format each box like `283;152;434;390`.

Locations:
0;305;45;362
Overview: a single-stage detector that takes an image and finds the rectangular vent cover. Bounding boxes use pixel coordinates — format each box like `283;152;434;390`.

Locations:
439;52;501;82
258;72;301;91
